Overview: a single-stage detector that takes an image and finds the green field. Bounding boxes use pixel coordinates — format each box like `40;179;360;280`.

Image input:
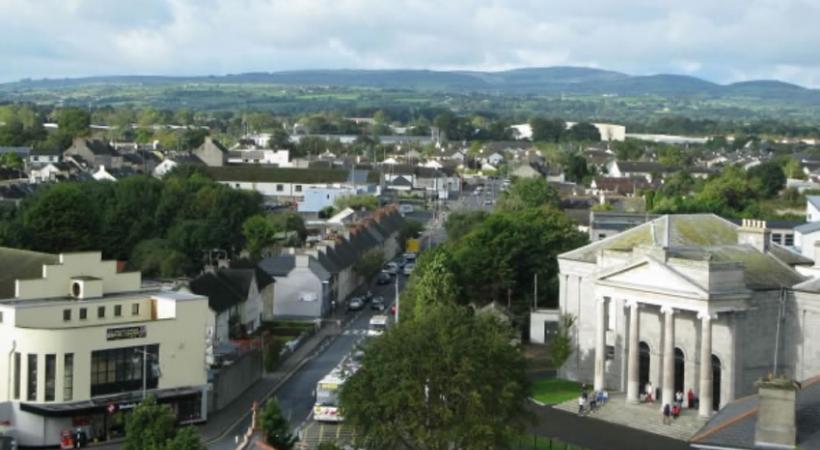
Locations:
531;378;583;405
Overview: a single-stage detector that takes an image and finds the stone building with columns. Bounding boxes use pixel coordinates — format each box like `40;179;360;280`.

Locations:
557;214;820;418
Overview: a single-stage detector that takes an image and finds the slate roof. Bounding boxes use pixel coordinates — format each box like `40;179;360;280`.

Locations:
0;247;59;299
795;222;820;235
205;166;350;184
808;195;820;210
614;160;673;173
691;376;820;449
391;175;413;187
189;272;245;313
258;254;296;277
0;147;31;157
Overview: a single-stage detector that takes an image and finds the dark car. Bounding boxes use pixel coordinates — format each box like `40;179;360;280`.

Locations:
363;290;374;303
371;296;386;311
348;297;364;311
376;271;391;285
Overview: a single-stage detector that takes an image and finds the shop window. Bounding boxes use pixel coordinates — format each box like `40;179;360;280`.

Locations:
45;354;55;401
64;353;74;401
90;344;159;397
27;354;37;401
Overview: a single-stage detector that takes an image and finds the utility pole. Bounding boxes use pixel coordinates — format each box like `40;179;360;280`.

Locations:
395;275;400;324
533;273;538;310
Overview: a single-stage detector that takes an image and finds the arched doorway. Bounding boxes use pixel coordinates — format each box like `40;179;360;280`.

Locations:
674;348;685;393
639;342;650;395
711;355;722;411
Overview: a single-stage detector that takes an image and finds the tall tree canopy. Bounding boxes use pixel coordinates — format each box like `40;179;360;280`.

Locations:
340;303;530;450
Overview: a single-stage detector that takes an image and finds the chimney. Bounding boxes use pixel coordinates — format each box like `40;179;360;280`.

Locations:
295;254;310;268
754;376;800;448
738;219;770;253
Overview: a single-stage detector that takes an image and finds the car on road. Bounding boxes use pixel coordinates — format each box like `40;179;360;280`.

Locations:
403;252;417;263
348;297;364;311
363;290;374;303
403;263;415;276
383;262;399;275
371;296;386;311
484;200;493;206
399;204;414;214
376;271;392;284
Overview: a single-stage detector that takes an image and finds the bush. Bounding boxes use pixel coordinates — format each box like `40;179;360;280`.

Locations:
264;337;284;373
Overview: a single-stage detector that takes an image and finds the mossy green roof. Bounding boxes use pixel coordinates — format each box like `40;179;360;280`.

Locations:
561;214;739;262
0;247;58;299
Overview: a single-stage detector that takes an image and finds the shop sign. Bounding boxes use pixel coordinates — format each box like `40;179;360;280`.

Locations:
106;326;146;341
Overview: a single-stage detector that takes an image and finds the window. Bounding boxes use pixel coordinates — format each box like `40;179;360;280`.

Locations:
607;299;616;331
13;352;20;400
97;306;105;319
785;234;795;246
63;309;71;321
235;183;240;188
90;345;159;397
114;305;122;317
295;185;302;192
64;354;74;401
276;184;284;192
79;308;87;320
27;354;37;401
45;354;56;401
772;233;782;244
131;303;140;316
606;345;615;360
598;234;607;240
0;311;3;323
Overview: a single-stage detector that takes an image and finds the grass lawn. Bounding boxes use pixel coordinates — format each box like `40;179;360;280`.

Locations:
531;378;582;405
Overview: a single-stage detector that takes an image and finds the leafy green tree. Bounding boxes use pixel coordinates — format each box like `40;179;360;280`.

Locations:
130;239;192;278
399;220;423;250
566;122;601;142
0;152;23;171
529;117;564;142
55;107;91;138
340;303;530;450
269;211;307;242
443;210;487;243
316;443;341;450
242;215;279;260
334;195;380;211
21;183;100;252
496;177;559;211
259;399;297;450
661;171;696;197
164;427;206;450
563;153;590;183
550;314;576;369
694;166;764;216
747;161;786;197
124;396;178;450
408;250;460;320
613;140;644;160
354;249;384;280
784;159;805;180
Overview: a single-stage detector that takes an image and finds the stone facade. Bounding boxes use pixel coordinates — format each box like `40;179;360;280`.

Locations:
558;215;819;418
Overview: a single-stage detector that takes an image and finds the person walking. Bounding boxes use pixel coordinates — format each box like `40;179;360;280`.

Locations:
602;389;609;406
675;390;683;406
578;395;586;416
663;404;671;425
687;388;695;409
645;381;654;403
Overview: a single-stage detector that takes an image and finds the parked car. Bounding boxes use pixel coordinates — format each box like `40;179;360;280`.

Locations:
371;296;386;311
383;262;399;275
399;204;414;214
363;290;374;303
403;263;415;276
376;271;392;284
348;297;364;311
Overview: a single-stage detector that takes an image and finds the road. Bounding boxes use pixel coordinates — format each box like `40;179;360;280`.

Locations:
208;274;408;450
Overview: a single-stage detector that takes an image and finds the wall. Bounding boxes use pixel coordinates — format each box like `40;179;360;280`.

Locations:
208;350;262;413
272;268;325;318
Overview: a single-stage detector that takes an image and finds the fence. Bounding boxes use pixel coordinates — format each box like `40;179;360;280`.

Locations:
512;434;590;450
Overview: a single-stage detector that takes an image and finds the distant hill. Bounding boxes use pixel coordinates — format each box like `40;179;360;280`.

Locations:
4;66;820;108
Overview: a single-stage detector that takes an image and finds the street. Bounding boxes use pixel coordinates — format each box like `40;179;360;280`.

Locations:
208;274;408;450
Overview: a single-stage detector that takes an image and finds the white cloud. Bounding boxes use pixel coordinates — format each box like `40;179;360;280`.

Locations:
0;0;818;86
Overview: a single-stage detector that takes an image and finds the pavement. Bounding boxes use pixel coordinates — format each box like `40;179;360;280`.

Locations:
205;273;407;450
527;403;693;450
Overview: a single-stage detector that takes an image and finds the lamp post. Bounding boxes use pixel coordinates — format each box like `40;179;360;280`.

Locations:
133;347;151;400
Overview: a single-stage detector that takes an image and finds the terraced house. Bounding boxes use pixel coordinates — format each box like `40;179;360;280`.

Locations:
556;214;820;420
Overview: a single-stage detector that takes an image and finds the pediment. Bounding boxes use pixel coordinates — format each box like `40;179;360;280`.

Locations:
596;257;707;297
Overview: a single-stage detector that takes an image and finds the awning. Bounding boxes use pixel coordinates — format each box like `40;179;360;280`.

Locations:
20;386;205;417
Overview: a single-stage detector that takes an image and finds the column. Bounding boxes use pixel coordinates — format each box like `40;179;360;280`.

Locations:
626;301;640;404
594;298;606;391
699;312;714;418
661;307;675;408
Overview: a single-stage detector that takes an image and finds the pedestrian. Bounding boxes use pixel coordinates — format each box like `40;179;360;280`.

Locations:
578;395;586;416
581;384;588;402
602;389;609;406
672;403;681;419
596;389;604;407
589;392;597;412
675;390;683;406
645;381;654;403
687;388;695;409
663;404;671;425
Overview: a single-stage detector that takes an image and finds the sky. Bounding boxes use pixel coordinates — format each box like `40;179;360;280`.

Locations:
2;0;820;87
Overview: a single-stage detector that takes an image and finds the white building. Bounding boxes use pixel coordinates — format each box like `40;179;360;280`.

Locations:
227;149;292;167
555;215;820;419
0;249;210;447
511;122;626;142
205;166;376;202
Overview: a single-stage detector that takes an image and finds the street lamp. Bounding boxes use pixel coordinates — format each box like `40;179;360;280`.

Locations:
133;347;152;400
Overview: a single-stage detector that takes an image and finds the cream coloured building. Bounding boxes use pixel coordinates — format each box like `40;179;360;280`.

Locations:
0;249;211;447
556;215;820;418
